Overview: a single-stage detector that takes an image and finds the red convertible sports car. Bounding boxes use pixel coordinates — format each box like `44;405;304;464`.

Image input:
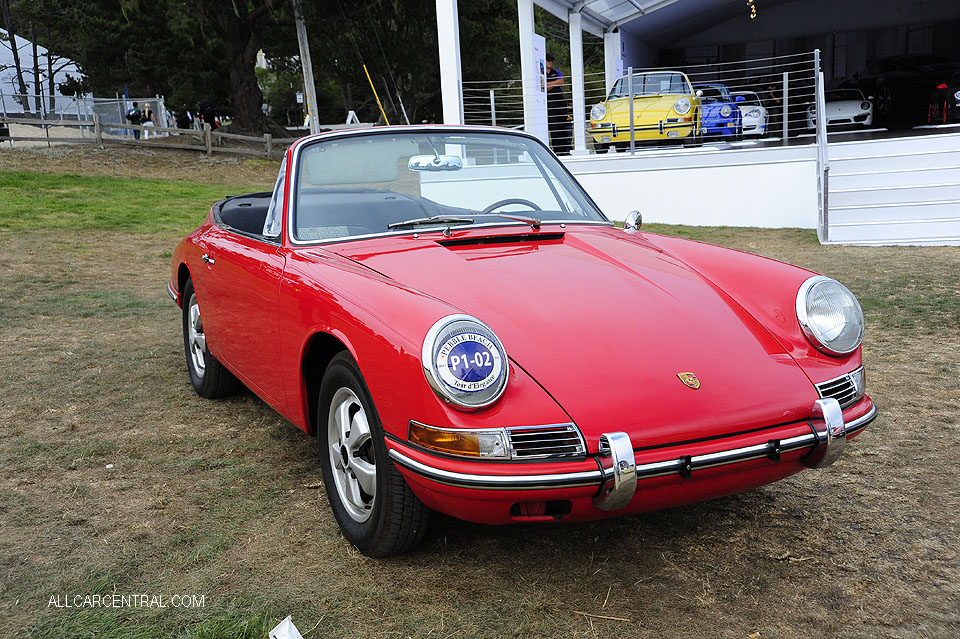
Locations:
168;126;875;557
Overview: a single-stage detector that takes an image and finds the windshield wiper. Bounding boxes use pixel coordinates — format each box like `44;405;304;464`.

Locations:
492;213;541;229
387;215;475;230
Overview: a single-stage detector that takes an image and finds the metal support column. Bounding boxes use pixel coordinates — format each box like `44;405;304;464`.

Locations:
569;5;587;154
437;0;464;125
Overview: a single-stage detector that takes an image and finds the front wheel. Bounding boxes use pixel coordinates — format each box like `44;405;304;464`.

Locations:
317;352;430;557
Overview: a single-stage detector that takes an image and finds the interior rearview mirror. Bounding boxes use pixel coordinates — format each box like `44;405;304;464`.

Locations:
408;155;463;172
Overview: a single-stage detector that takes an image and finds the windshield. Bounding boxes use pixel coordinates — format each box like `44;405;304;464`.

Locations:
291;131;607;242
733;92;760;106
826;89;865;102
696;86;732;103
609;72;691;98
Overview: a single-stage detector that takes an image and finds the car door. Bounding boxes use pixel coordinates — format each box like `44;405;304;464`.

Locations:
194;225;287;407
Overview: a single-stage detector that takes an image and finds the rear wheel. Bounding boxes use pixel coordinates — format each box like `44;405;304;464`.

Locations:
317;352;430;557
181;277;241;398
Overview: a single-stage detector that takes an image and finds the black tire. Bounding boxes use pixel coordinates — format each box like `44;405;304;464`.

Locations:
181;277;242;398
317;351;430;557
594;142;611;154
875;84;900;128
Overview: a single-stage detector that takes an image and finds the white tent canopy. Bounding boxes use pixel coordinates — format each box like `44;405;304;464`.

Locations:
435;0;681;152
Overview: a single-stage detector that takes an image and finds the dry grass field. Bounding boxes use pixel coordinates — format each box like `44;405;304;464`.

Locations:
0;146;957;638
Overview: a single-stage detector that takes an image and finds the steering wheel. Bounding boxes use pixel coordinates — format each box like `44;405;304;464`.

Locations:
480;198;543;216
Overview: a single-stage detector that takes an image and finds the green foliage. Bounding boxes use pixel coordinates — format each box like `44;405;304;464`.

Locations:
19;0;602;126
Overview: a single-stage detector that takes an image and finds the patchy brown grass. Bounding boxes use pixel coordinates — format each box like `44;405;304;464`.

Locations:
0;146;958;638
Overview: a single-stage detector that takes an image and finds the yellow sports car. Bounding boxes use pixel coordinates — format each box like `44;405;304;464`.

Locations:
589;70;701;151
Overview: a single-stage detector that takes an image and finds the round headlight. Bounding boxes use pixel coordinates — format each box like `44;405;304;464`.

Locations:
954;90;960;100
860;101;871;111
720;105;732;117
422;315;509;410
590;103;607;121
674;98;691;115
796;276;864;356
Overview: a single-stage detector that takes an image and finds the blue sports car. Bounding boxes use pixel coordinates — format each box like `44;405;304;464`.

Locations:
694;83;743;140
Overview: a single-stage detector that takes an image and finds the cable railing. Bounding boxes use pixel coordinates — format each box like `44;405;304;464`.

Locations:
462;50;822;155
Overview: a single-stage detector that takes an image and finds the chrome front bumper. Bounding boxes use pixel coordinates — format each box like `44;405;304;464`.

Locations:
389;400;877;511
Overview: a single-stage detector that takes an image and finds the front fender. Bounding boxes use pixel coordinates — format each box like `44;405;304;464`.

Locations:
279;248;572;438
643;233;863;384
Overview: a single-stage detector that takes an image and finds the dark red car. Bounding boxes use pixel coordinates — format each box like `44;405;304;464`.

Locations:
168;126;876;557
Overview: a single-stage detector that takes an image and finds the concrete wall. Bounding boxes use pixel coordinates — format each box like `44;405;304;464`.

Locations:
562;144;820;229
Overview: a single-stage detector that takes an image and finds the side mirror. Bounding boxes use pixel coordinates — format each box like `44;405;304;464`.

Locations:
624;210;642;230
867;95;875;100
735;95;746;103
695;89;704;98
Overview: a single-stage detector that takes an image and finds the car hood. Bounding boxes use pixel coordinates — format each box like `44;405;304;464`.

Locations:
824;100;867;113
328;226;817;448
603;95;685;120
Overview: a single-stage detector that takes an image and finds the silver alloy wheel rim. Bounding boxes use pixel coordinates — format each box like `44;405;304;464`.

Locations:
187;294;206;376
327;387;376;522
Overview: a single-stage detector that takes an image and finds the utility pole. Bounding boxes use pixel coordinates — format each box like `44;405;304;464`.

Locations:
292;0;320;134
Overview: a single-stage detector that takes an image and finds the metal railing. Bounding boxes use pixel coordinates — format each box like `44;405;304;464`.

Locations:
462;50;821;155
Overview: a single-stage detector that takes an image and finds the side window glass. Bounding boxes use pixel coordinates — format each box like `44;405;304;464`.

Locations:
263;156;287;238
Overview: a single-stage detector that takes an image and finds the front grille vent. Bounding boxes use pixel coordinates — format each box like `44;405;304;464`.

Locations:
506;425;585;459
815;367;864;409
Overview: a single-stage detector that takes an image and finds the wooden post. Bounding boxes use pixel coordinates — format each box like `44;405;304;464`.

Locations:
93;113;103;149
204;122;212;155
264;133;272;158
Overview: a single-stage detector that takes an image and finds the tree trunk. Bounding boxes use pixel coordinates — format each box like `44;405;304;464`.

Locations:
198;1;286;135
46;25;55;111
0;0;30;113
31;20;40;114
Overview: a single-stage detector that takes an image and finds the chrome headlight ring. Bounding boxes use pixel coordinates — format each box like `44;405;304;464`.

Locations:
590;103;607;121
422;314;509;411
674;98;691;115
796;276;865;357
720;105;732;117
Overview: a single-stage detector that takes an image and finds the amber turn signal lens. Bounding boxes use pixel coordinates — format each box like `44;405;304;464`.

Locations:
409;422;483;456
407;422;510;459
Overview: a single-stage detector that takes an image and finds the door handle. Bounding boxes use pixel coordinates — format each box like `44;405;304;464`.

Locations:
201;253;215;265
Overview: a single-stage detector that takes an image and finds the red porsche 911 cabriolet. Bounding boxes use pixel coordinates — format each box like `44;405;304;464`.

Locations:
168;126;875;557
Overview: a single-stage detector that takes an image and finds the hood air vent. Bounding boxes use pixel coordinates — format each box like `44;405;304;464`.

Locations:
439;232;564;248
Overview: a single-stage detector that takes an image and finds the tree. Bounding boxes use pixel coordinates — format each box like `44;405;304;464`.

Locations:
291;0;521;125
0;0;31;112
193;0;290;135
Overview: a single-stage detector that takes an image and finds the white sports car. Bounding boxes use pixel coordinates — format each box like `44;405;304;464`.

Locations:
806;89;874;129
732;91;768;136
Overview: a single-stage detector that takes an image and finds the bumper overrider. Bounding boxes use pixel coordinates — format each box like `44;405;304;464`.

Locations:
388;398;876;519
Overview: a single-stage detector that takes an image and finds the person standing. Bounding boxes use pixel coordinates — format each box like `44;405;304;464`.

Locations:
141;102;156;140
763;81;783;137
125;101;142;140
546;54;572;155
